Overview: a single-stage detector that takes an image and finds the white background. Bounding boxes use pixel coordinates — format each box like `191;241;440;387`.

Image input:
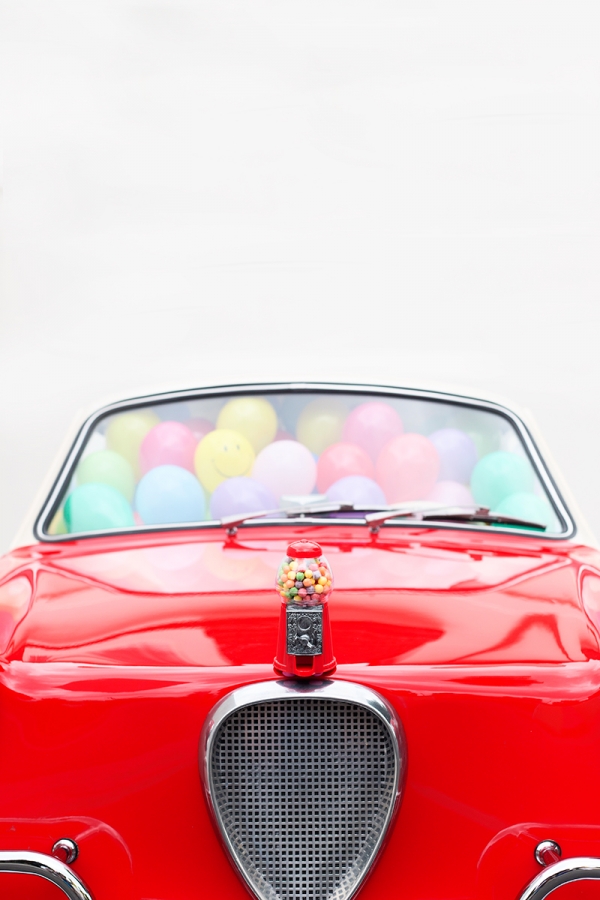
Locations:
1;1;599;551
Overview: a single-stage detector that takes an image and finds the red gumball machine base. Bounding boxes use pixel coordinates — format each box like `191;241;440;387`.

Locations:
273;540;337;680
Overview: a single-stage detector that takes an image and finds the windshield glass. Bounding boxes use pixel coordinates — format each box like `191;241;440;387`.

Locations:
43;388;565;537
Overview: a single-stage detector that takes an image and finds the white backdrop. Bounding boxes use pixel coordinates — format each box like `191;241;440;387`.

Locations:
1;1;599;551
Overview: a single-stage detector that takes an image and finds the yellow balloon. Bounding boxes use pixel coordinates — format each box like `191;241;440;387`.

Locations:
48;508;68;535
217;396;277;453
296;398;347;455
194;429;255;493
106;410;160;478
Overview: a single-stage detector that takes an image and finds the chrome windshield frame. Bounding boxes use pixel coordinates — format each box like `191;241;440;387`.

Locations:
34;381;576;543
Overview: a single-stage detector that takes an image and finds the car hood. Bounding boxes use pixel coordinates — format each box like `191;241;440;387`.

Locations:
3;526;598;667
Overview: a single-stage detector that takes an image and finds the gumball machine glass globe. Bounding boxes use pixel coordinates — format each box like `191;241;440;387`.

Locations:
276;541;333;608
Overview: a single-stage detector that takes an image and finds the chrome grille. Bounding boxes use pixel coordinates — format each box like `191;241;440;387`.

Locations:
205;685;402;900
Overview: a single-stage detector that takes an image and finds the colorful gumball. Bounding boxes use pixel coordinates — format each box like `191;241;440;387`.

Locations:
77;450;135;502
427;480;474;506
296;398;347;455
428;428;478;484
186;418;214;442
210;477;277;519
252;440;317;501
64;483;134;533
217;396;277;453
376;434;440;503
326;475;386;506
316;443;375;493
194;429;255;493
106;410;160;477
135;465;205;525
342;402;403;461
495;492;553;527
470;452;533;509
140;421;197;475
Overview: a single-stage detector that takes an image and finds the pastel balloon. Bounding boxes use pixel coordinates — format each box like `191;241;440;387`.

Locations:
77;450;135;501
140;421;197;475
253;440;317;501
376;434;440;503
210;477;277;519
274;428;294;442
428;428;478;484
135;465;205;525
296;398;347;455
471;452;533;509
47;508;68;535
316;442;375;493
187;418;214;442
194;429;255;493
342;402;404;461
326;475;386;506
427;480;474;506
64;483;134;533
217;396;277;453
106;410;160;477
495;492;553;527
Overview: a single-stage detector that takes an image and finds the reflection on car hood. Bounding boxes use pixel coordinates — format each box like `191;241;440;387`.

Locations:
4;527;599;667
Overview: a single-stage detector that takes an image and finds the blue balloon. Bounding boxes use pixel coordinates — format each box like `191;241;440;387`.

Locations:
210;477;277;519
326;475;386;506
135;465;205;525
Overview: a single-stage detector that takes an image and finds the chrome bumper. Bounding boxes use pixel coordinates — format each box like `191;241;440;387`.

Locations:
520;856;600;900
0;850;92;899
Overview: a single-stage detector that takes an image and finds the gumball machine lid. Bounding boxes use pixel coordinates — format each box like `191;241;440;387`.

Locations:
287;539;322;557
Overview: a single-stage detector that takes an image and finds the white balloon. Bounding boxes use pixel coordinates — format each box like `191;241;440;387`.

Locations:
252;441;317;502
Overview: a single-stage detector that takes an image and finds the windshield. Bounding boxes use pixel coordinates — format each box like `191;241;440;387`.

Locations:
42;388;566;538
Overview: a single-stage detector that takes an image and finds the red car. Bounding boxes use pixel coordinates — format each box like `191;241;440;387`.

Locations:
1;382;599;900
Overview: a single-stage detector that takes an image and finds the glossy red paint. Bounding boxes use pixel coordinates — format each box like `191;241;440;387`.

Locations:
1;524;600;899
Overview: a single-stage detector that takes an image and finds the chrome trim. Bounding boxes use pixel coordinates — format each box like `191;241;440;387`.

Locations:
200;678;406;900
519;857;600;900
0;850;92;899
52;838;79;865
35;381;575;542
535;840;562;867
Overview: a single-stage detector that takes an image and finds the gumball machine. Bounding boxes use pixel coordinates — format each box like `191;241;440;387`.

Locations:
273;540;336;679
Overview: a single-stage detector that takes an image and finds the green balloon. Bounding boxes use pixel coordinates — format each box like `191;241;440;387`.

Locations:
77;450;135;502
471;451;534;509
64;483;134;533
495;492;554;528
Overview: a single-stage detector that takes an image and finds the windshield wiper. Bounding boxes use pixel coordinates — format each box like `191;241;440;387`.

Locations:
364;505;547;532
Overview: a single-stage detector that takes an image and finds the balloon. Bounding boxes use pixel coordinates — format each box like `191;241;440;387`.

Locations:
495;492;554;527
296;398;347;455
428;428;478;484
140;421;197;475
316;443;375;493
274;428;294;441
187;418;214;442
210;477;277;519
135;465;205;525
47;508;68;535
77;450;135;501
64;483;134;533
106;410;160;477
427;480;474;506
217;396;277;453
471;452;533;509
376;434;440;503
326;475;386;506
342;402;403;461
194;429;255;493
253;441;317;501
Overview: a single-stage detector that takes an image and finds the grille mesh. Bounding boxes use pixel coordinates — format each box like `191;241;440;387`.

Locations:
209;697;397;900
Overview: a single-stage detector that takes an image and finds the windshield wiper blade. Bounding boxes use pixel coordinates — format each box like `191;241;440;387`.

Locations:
365;505;547;532
219;500;445;532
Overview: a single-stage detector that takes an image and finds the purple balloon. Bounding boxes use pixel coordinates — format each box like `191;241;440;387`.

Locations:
428;428;477;484
326;475;386;506
427;480;474;506
210;477;277;519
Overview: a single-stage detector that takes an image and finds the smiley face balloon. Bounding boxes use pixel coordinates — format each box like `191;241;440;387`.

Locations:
194;429;255;493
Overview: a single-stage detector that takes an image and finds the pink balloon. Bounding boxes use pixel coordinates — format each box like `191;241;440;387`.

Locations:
252;440;317;501
139;421;198;475
376;433;440;502
187;418;214;442
427;480;474;506
316;443;375;493
274;428;294;442
342;402;404;461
